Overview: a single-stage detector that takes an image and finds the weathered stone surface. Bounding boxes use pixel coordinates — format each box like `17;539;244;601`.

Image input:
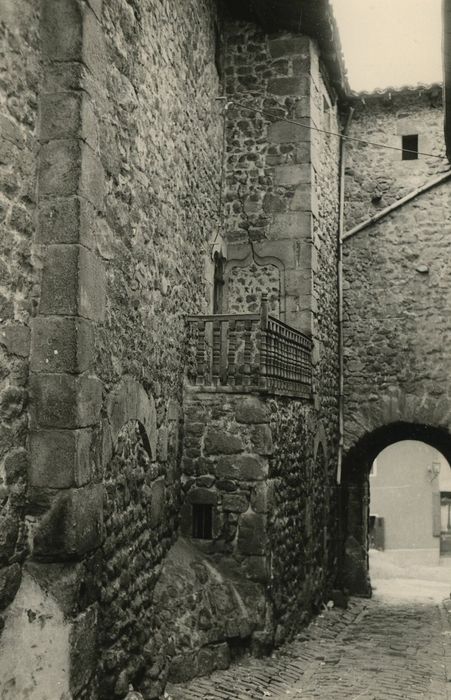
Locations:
0;324;30;357
37;196;97;247
33;484;103;559
30;373;102;428
269;36;310;58
222;493;249;513
217;454;268;481
38;140;104;209
30;429;92;488
69;604;98;696
237;513;267;555
31;316;94;374
204;430;244;455
268;77;307;96
235;397;269;425
187;487;218;505
39;245;105;321
250;424;273;455
0;563;21;610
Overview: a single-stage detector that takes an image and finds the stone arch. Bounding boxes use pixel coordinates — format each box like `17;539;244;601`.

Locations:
103;377;157;466
344;387;451;457
224;248;286;319
339;420;451;595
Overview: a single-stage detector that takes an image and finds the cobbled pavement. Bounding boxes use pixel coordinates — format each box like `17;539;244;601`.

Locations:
166;597;451;699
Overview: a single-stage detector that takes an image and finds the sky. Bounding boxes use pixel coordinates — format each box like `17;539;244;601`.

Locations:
332;0;443;92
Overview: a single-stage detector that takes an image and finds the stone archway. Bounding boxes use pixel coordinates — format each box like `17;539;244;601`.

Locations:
339;421;451;595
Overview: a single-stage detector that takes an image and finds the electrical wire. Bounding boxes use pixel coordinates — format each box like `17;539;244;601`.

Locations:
227;99;448;161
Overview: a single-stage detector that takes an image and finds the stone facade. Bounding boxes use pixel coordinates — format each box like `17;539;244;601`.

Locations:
341;89;451;594
0;0;403;696
181;391;335;651
0;0;41;642
344;86;445;231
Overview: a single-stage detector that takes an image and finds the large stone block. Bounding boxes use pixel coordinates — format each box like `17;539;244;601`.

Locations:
268;120;311;144
222;493;249;513
274;164;311;186
40;93;98;152
37;196;97;247
237;513;267;555
41;0;104;76
30;373;102;429
30;429;92;488
250;425;273;455
204;430;244;455
39;245;105;321
268;36;310;58
33;484;103;560
235;397;269;424
187;487;218;505
31;317;94;374
269;212;312;240
268;77;308;96
39;140;104;210
216;454;268;481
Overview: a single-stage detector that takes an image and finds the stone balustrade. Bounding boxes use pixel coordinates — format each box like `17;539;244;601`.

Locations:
186;297;312;399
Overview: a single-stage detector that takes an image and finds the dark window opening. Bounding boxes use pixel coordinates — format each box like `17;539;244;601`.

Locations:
213;251;225;314
192;503;213;539
402;134;418;160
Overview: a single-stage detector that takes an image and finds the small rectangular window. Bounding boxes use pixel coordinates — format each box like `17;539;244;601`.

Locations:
192;504;213;539
402;134;418;160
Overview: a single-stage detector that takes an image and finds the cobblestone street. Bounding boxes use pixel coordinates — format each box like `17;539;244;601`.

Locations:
167;594;451;700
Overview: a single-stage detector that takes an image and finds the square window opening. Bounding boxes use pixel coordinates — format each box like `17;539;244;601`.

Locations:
402;134;418;160
192;503;213;539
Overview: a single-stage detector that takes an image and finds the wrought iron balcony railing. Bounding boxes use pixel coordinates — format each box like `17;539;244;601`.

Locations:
186;296;312;398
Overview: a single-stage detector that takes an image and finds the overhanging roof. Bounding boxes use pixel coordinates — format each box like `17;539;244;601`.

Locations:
225;0;349;100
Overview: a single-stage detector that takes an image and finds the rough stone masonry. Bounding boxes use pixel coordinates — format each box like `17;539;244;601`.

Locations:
2;0;451;699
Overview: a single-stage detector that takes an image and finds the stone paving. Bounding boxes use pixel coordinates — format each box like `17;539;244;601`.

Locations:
166;596;451;700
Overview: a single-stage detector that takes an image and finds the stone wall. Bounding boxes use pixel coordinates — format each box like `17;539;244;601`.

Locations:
181;390;336;649
222;21;340;452
0;0;41;631
223;24;317;334
342;180;451;456
344;87;445;231
269;400;336;643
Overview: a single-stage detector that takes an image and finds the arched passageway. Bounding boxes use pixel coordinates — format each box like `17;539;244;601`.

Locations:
339;422;451;595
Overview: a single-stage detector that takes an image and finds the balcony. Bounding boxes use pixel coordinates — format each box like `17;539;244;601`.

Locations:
186;296;312;399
